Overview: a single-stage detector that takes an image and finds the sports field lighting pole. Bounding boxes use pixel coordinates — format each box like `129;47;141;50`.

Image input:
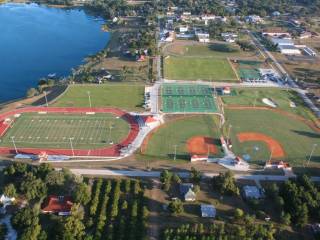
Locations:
11;136;18;154
307;143;318;167
268;147;274;162
87;91;92;108
44;91;48;107
108;123;113;144
227;124;232;146
253;91;258;108
173;145;177;161
69;138;74;157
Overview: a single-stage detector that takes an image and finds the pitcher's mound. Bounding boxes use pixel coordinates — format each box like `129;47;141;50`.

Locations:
187;136;217;155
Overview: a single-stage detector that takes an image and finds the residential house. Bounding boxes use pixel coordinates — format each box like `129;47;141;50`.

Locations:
179;183;196;201
242;186;264;200
41;195;73;216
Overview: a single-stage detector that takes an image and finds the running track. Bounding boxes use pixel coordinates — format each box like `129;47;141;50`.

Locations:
0;107;139;157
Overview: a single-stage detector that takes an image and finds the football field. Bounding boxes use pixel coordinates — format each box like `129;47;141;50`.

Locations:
0;113;130;149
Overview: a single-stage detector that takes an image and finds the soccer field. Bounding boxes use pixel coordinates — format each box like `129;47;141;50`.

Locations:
52;84;145;111
164;56;238;81
0;113;130;149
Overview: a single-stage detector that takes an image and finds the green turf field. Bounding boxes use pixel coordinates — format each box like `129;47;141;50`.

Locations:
52;84;144;111
221;88;317;121
143;115;223;161
164;56;238;81
161;84;218;113
0;113;130;149
225;109;320;166
236;60;262;80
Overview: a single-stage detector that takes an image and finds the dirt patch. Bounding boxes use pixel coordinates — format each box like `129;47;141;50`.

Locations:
237;132;285;158
187;136;218;155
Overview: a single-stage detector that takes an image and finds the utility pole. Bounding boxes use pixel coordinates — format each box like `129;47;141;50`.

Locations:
69;138;74;157
11;136;18;154
253;91;258;107
306;143;318;167
87;91;92;108
44;91;48;107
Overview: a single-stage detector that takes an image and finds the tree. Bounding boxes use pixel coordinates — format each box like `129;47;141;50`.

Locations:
20;173;47;200
62;204;85;240
168;199;184;215
160;170;172;191
72;182;91;205
212;171;239;196
3;183;16;198
190;167;201;183
26;88;39;98
280;211;291;225
234;208;244;219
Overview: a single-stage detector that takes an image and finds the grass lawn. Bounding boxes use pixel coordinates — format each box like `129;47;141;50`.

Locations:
166;42;256;58
164;56;238;82
0;113;130;149
225;109;320;166
142;115;223;161
52;84;145;111
221;88;318;122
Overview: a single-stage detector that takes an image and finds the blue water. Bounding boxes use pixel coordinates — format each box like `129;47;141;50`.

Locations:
0;3;110;103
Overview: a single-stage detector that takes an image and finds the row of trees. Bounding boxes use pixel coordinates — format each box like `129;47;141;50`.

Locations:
84;178;148;240
265;175;320;227
162;221;277;240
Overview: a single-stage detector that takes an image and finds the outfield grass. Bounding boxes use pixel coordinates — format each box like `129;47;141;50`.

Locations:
143;115;223;161
52;84;145;111
0;113;130;149
225;109;320;166
164;56;238;81
221;88;318;122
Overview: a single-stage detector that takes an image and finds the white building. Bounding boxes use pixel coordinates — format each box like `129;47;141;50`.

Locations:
278;45;301;55
245;15;262;24
179;26;189;33
271;38;294;46
196;32;210;43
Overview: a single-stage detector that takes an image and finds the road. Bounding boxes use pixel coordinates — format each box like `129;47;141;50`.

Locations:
69;168;320;182
248;31;320;118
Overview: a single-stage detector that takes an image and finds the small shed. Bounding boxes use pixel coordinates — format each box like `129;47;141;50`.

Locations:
184;188;196;202
242;186;263;199
201;204;216;218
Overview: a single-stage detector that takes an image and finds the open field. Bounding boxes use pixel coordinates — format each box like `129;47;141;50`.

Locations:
52;84;145;111
221;87;318;122
164;56;238;81
225;109;320;166
161;84;217;113
0;112;130;149
142;115;222;161
164;41;257;58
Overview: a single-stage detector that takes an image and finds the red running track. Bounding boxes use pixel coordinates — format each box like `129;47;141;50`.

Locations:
0;107;139;157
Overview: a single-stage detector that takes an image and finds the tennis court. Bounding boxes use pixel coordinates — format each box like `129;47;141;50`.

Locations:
161;84;218;113
237;60;261;80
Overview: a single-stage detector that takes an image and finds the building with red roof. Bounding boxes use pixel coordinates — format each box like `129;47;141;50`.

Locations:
41;195;73;216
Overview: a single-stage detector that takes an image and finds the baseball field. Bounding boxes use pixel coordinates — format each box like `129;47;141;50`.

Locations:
225;109;320;166
52;84;145;111
0;112;130;149
141;115;223;161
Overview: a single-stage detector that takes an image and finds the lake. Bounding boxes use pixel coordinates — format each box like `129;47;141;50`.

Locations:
0;3;110;103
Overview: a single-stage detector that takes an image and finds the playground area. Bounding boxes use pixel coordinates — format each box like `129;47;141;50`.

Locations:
0;107;139;157
161;84;218;113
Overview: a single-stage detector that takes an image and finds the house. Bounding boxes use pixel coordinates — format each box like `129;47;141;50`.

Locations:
272;11;281;17
41;195;73;216
196;32;210;43
179;26;189;33
221;32;238;43
299;31;312;39
0;195;15;214
245;15;262;24
265;160;291;170
242;186;264;199
200;204;216;218
179;183;196;201
278;45;301;55
262;28;290;37
223;86;231;95
271;37;294;46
